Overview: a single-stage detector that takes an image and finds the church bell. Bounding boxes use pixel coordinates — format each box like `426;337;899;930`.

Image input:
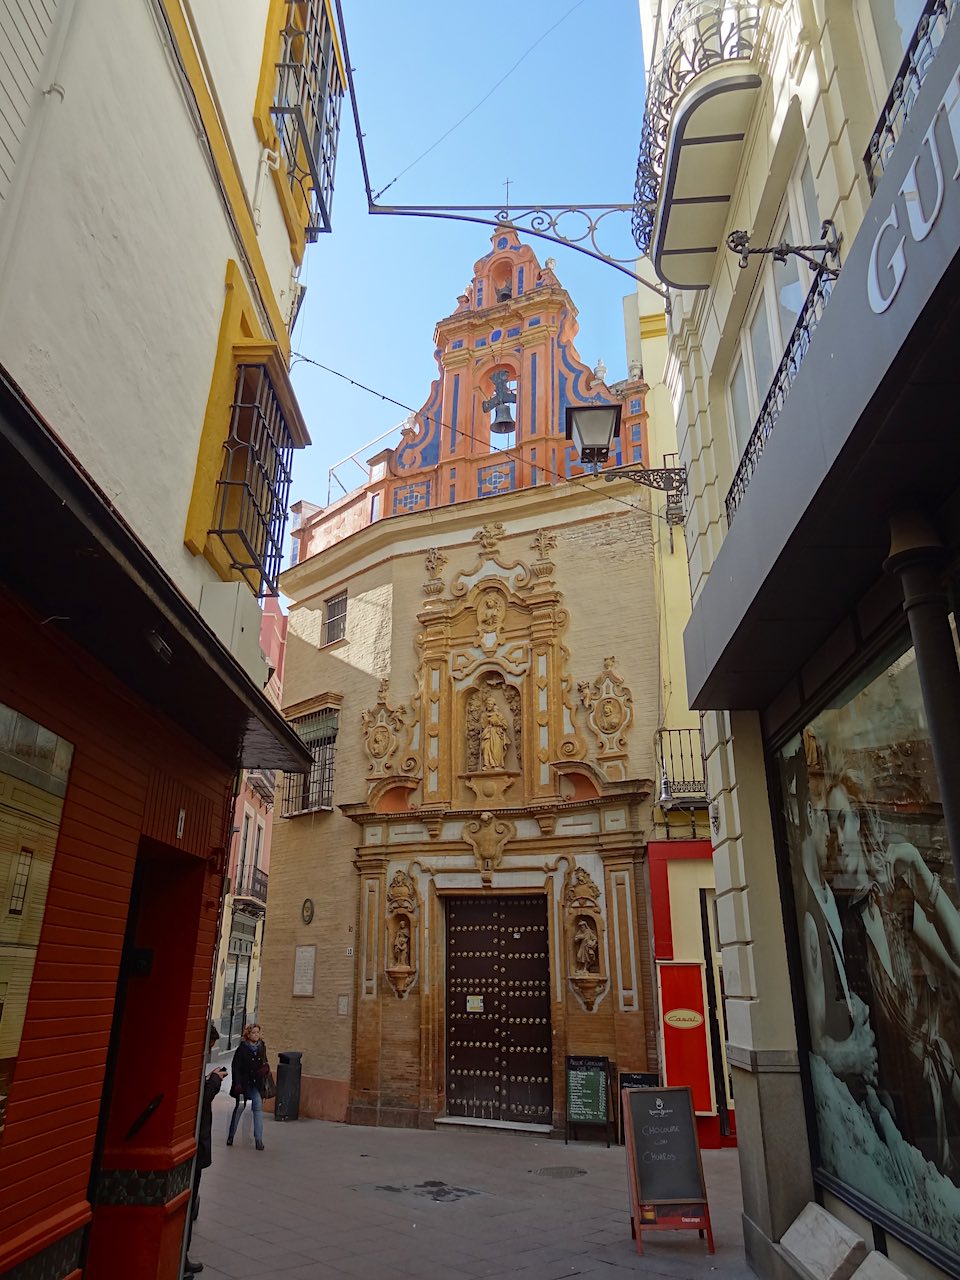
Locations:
490;403;516;435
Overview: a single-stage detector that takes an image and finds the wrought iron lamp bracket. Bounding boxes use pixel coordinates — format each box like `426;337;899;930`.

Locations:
331;0;669;303
726;219;842;280
604;464;687;526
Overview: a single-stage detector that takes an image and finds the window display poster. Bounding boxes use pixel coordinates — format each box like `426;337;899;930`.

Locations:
776;640;960;1257
0;702;74;1144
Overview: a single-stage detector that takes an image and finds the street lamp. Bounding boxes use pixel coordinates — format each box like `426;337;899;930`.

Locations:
565;403;688;527
564;404;622;467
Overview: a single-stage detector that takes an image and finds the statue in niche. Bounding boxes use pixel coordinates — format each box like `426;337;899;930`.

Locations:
574;918;599;973
394;918;411;968
478;590;505;634
504;685;522;770
480;694;510;771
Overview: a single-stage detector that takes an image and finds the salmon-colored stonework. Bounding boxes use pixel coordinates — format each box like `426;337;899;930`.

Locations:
293;228;649;560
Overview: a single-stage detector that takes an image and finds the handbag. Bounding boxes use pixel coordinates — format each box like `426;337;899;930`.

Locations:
256;1058;276;1099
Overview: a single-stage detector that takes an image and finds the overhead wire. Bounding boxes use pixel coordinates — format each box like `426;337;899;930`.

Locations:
372;0;589;201
290;349;680;527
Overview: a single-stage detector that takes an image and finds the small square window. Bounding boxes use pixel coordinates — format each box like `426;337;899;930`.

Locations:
324;591;347;644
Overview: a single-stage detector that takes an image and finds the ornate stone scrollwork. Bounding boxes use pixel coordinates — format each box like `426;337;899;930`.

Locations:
463;810;516;885
578;656;634;781
385;868;418;998
361;679;407;780
564;863;609;1012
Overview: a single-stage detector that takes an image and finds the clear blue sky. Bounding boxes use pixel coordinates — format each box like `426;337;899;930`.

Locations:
289;1;646;509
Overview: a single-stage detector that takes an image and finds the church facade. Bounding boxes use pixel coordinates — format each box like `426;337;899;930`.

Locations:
261;233;728;1136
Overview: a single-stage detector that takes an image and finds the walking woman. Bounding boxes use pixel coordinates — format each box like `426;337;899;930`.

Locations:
226;1023;270;1150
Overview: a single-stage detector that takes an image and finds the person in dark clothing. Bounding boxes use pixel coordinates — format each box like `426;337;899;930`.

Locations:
226;1023;269;1150
185;1023;227;1277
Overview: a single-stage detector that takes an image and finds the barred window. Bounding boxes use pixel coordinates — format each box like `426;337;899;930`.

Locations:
273;0;345;240
281;709;338;815
209;362;295;598
8;849;32;915
324;590;347;645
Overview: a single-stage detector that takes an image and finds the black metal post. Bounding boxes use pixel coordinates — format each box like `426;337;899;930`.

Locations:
885;512;960;888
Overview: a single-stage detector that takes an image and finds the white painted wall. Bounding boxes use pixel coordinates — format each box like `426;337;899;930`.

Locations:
0;0;299;605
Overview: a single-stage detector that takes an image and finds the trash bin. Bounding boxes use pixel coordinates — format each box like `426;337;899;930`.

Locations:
275;1051;303;1121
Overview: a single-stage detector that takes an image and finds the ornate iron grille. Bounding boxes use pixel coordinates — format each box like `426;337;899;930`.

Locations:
657;726;707;800
210;363;294;597
864;0;957;192
273;0;344;239
632;0;761;253
725;271;834;525
281;710;338;816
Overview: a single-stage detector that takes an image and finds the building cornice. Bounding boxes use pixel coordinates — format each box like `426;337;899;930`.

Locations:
281;477;651;605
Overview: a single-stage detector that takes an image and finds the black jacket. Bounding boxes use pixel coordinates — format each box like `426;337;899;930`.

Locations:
230;1039;268;1099
197;1070;224;1169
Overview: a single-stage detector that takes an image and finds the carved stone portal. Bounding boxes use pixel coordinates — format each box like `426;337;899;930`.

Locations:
578;656;634;782
385;868;418;998
564;863;608;1012
463;811;516;885
362;679;407;781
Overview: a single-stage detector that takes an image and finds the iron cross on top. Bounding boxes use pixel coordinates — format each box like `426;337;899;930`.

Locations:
482;370;517;415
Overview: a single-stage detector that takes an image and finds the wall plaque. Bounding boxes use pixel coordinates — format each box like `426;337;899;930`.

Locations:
293;944;316;997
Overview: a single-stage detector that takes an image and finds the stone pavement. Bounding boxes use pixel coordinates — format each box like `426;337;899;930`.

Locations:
189;1089;756;1280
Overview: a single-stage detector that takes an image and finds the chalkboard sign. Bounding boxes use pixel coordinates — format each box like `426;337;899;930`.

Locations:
565;1056;614;1146
621;1086;714;1255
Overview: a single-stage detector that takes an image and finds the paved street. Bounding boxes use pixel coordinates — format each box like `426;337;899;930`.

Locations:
190;1086;754;1280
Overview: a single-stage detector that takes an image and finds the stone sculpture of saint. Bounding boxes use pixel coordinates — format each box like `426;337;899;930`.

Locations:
574;918;599;973
479;694;510;771
394;918;410;968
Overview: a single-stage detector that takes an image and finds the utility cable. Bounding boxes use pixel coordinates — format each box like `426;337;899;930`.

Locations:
290;349;679;526
372;0;588;200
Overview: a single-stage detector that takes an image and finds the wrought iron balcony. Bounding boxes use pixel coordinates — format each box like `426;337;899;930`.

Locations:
633;0;761;256
246;767;276;807
235;866;269;904
864;0;958;193
725;270;835;525
657;726;707;802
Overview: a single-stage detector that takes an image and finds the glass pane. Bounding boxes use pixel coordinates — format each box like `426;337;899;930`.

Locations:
773;214;806;347
799;159;821;242
871;0;926;84
748;299;775;402
729;356;753;455
0;705;74;1147
776;641;960;1256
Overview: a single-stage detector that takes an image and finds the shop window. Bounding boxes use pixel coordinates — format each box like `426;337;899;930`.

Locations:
7;850;32;915
281;708;338;815
323;590;347;644
775;636;960;1260
725;157;821;462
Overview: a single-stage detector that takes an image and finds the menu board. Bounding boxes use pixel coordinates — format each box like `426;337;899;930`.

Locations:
622;1086;706;1203
566;1055;608;1124
622;1085;714;1254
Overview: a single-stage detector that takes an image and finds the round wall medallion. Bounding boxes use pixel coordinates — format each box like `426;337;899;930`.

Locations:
301;898;315;925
